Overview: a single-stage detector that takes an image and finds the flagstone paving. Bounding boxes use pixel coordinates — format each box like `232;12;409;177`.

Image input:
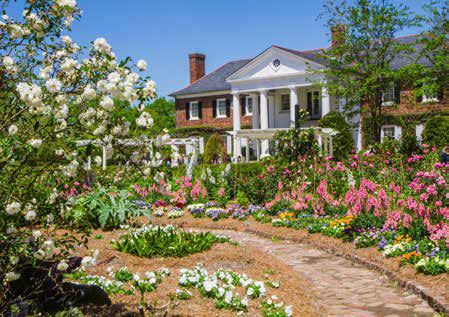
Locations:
206;229;439;317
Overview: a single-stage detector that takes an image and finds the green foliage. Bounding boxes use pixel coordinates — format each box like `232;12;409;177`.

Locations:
351;213;386;230
273;128;318;162
204;133;226;164
319;111;353;159
400;130;420;155
113;225;229;258
145;98;176;135
423;115;449;147
235;191;250;208
66;188;151;229
316;0;422;142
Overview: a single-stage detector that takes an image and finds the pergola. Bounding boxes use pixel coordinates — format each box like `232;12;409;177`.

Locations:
75;137;204;170
226;127;336;162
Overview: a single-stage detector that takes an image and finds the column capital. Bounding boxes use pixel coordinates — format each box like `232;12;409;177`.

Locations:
231;91;240;97
258;89;268;96
288;85;297;91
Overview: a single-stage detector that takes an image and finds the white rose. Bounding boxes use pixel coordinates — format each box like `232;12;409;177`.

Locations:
46;78;62;93
4;272;20;283
29;139;42;148
137;59;147;71
57;260;69;271
100;96;114;111
25;209;37;221
8;125;18;135
6;202;21;215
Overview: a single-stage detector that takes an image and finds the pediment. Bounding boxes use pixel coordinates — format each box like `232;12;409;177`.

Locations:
227;46;323;82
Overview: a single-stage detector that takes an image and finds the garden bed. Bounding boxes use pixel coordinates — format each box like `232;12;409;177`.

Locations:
150;214;449;313
67;227;322;316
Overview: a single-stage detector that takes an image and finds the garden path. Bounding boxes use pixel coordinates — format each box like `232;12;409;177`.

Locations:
205;229;438;317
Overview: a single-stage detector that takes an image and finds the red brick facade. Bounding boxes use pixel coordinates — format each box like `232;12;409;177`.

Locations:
175;93;252;129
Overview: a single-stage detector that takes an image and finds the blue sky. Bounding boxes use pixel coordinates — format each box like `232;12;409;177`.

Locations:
15;0;430;98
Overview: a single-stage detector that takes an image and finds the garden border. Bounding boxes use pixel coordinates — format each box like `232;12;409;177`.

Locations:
242;228;449;316
179;222;449;315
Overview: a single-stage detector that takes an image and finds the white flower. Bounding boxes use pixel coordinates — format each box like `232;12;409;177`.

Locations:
29;139;42;148
25;209;36;221
32;230;42;239
137;59;147;71
100;96;114;111
285;305;293;316
34;249;46;260
57;0;77;8
3;56;14;67
82;85;96;100
6;202;21;215
61;35;72;44
94;156;102;166
247;287;254;296
4;272;20;284
57;260;69;271
241;297;248;307
8;124;18;135
94;38;112;54
46;79;62;93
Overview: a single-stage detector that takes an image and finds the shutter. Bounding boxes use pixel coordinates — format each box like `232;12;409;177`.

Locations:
307;92;312;115
394;81;401;104
212;100;217;118
241;96;246;116
185;102;190;120
226;99;231;117
198;102;203;119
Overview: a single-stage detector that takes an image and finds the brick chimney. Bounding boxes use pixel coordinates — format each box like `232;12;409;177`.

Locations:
189;53;206;84
331;24;346;48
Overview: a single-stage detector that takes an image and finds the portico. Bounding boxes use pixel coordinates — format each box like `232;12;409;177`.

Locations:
225;45;336;161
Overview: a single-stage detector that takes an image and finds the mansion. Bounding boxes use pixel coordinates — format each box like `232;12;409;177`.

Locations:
169;31;448;160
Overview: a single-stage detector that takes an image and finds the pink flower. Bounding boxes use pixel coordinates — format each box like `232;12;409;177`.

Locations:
278;181;283;190
218;187;225;197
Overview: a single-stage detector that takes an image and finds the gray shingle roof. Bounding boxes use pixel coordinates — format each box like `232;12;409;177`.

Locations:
170;34;429;97
169;59;251;96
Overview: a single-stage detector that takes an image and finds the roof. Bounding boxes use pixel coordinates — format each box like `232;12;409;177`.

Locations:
170;34;430;97
169;59;251;97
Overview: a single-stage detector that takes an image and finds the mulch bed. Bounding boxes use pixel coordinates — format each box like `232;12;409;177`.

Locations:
70;227;322;317
150;214;449;315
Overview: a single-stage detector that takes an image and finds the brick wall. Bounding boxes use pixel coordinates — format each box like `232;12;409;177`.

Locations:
175;93;252;129
382;86;449;115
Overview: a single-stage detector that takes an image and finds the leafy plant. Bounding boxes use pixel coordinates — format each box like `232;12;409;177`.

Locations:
66;188;151;229
113;225;229;258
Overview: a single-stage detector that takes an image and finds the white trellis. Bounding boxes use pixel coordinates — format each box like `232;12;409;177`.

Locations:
76;137;203;170
227;127;336;162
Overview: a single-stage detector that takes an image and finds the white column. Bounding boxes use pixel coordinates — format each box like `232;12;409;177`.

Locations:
322;85;330;117
256;139;261;161
416;124;424;144
251;93;260;129
232;92;241;160
245;138;250;162
259;89;269;156
289;86;298;128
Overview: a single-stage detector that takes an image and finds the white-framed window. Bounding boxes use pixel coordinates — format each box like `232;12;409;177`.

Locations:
381;125;402;142
281;94;290;111
307;91;321;119
189;101;199;120
245;96;253;115
216;98;227;118
382;82;395;106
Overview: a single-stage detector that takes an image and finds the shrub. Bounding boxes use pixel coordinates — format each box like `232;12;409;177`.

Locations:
273;128;318;162
423;115;449;147
236;191;250;208
319;111;353;160
204;133;227;164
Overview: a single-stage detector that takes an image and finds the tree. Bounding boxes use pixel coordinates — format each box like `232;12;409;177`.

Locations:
315;0;422;144
204;134;226;164
417;1;449;100
144;97;176;135
319;111;353;160
0;0;161;313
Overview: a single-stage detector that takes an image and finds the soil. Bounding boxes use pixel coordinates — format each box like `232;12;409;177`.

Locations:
70;226;323;317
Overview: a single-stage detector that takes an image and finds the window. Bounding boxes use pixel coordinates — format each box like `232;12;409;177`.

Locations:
216;98;227;118
189;101;199;120
381;125;401;142
245;96;253;115
382;82;395;106
281;94;290;111
382;126;395;140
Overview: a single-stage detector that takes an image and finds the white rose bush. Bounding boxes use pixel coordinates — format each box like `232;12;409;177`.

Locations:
0;0;159;313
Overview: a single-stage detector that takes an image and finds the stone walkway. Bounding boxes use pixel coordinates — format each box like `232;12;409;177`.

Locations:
207;229;438;317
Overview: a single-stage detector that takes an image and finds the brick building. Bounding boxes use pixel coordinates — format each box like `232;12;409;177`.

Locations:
169;34;448;158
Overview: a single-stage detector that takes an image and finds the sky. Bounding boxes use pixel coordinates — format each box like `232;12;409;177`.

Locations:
12;0;431;98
